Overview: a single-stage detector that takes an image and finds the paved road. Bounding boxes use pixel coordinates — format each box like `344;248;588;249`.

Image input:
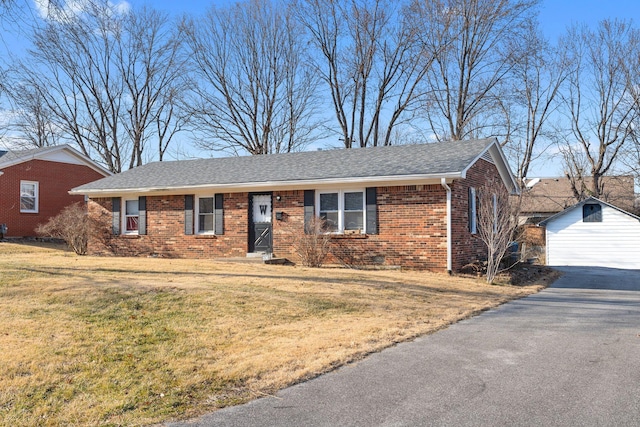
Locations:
169;267;640;427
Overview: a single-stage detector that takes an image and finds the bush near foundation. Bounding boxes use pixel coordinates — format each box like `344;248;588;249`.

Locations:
36;202;93;255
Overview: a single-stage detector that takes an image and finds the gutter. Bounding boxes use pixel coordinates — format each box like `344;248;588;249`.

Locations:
70;172;465;197
441;178;452;274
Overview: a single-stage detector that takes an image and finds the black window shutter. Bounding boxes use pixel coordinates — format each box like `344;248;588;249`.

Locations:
112;197;121;235
215;194;224;235
184;195;194;235
304;190;315;233
366;187;378;234
138;196;147;235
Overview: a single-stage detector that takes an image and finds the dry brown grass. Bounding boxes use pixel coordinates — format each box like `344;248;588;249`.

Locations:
0;242;552;426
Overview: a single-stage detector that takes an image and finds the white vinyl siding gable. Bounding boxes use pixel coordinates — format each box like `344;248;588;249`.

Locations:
546;203;640;269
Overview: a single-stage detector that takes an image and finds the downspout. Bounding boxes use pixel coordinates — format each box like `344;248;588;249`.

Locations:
441;178;452;275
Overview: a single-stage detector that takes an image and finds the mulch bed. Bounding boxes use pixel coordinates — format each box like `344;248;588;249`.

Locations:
460;261;561;286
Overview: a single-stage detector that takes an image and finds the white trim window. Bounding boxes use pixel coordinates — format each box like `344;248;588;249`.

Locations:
196;196;215;234
123;198;139;234
20;181;39;213
318;190;365;233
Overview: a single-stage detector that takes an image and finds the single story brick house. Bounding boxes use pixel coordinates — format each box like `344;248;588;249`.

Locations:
0;144;111;237
71;138;519;272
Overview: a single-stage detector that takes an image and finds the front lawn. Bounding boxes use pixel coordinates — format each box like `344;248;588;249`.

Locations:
0;242;554;426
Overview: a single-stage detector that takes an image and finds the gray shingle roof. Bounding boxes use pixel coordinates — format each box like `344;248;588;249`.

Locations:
0;147;44;165
72;138;497;194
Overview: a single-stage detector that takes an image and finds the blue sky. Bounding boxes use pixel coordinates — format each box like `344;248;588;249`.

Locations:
127;0;640;177
9;0;640;177
131;0;640;41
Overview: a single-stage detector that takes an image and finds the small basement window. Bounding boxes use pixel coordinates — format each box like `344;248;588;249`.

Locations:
582;203;602;222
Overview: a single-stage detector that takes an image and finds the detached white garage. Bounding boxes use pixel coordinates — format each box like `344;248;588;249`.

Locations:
540;197;640;269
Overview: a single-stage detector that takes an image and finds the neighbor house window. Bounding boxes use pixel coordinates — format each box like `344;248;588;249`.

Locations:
197;196;215;234
583;203;602;222
20;181;38;213
318;190;365;233
124;199;139;234
468;187;477;234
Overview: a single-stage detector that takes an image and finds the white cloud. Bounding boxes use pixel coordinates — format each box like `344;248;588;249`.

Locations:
33;0;131;22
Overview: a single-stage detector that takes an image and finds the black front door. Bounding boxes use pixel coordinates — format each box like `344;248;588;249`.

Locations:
249;193;272;253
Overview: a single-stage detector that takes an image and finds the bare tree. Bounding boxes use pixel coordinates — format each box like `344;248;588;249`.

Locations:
415;0;539;143
296;0;434;148
184;0;319;155
7;1;187;172
507;25;569;182
560;20;640;199
4;82;61;148
23;0;126;172
476;180;519;284
116;6;190;167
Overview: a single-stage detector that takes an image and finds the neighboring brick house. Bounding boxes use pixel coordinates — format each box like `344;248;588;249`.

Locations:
0;145;111;237
71;138;519;272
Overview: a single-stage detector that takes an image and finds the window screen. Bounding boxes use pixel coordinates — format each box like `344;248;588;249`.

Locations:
319;193;339;231
199;197;215;232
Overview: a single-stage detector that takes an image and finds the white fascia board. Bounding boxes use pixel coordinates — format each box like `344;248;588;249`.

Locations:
539;196;640;226
0;145;112;177
59;146;112;176
0;145;64;168
73;172;464;198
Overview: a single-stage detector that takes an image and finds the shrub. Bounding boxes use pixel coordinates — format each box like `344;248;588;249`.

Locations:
36;203;93;255
293;217;332;267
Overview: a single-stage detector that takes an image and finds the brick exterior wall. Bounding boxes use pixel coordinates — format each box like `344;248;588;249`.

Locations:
88;194;249;258
0;159;106;237
449;158;501;271
87;158;505;272
272;186;449;270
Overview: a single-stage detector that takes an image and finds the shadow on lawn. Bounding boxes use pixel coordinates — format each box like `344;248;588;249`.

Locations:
13;264;537;301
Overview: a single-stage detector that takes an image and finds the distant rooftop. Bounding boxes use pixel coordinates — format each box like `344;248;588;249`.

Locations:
520;175;635;215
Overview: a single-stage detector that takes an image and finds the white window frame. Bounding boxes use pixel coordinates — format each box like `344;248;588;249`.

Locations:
123;198;139;235
316;189;366;234
195;195;216;235
469;187;477;235
20;181;39;213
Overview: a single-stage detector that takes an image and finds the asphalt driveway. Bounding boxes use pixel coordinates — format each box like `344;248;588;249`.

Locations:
169;267;640;427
